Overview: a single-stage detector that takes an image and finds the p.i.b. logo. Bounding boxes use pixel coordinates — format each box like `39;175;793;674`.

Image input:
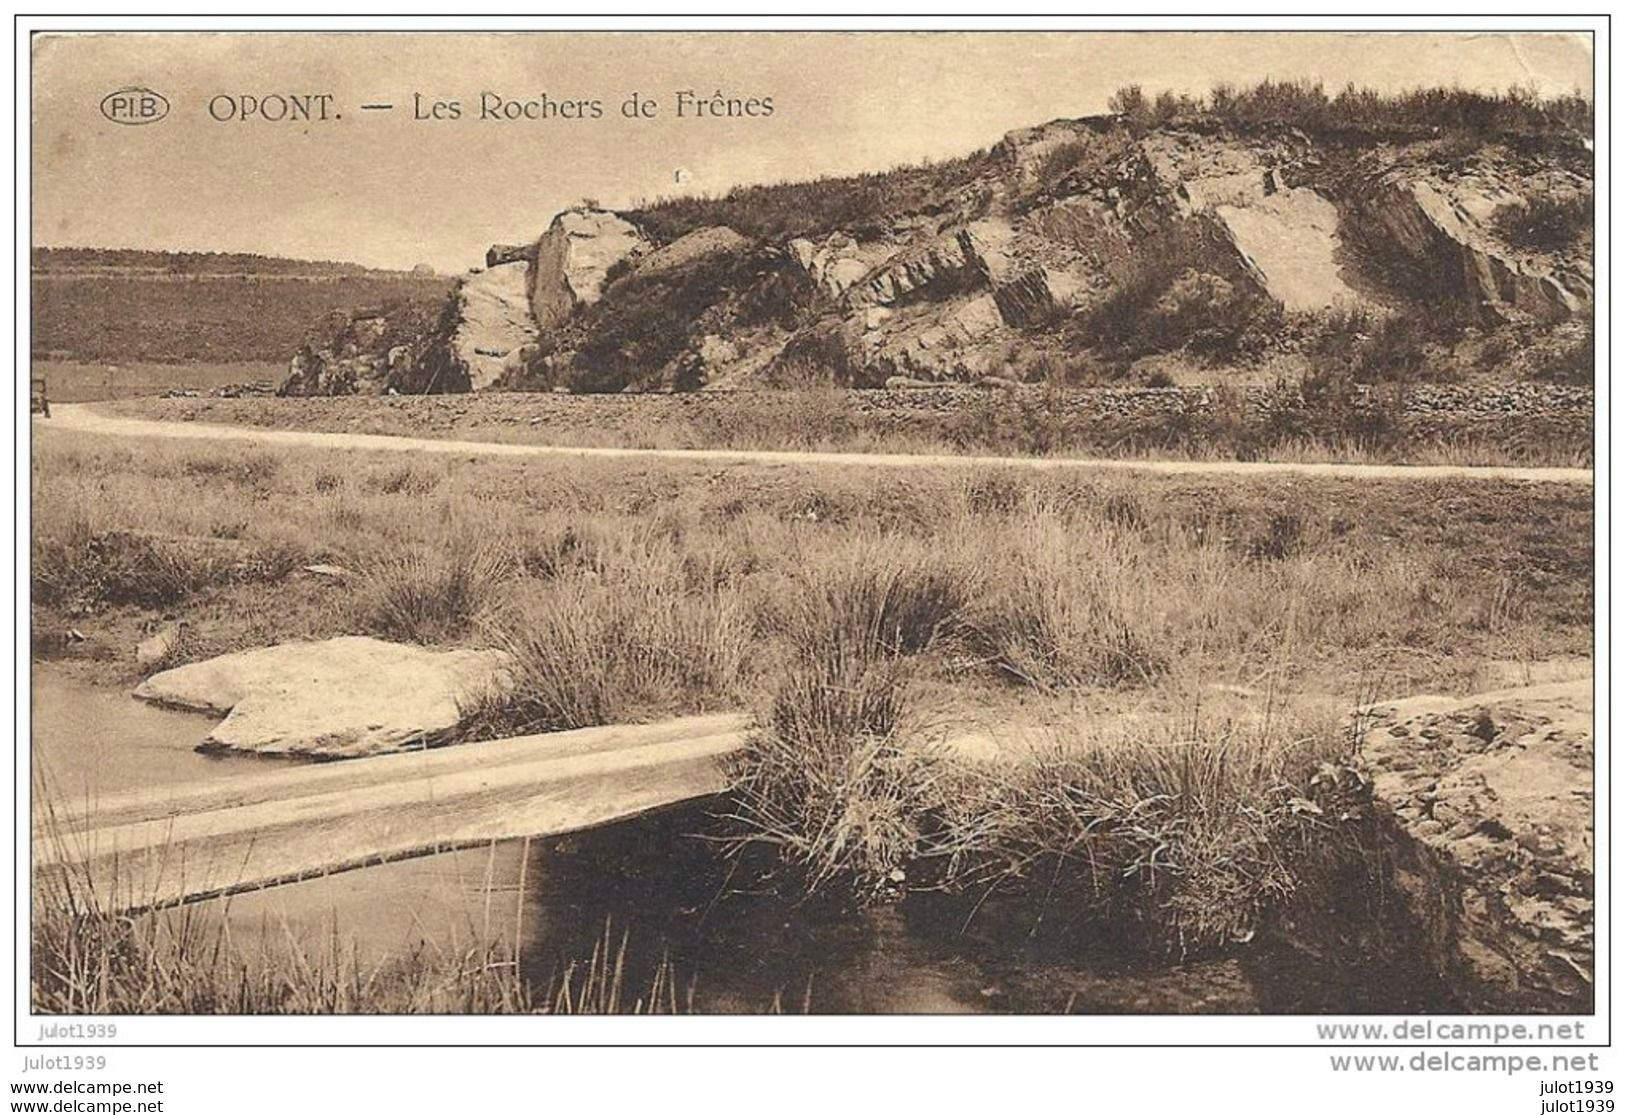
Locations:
99;87;170;126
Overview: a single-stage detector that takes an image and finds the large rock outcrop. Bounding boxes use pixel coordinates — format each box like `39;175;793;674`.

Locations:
531;208;646;328
1352;168;1590;323
133;636;512;759
284;112;1592;395
446;261;537;390
1134;129;1363;312
1360;680;1592;1013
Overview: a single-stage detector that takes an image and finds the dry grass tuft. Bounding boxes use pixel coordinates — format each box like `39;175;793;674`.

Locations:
935;703;1371;957
460;534;751;736
727;551;949;898
964;514;1168;690
349;539;512;645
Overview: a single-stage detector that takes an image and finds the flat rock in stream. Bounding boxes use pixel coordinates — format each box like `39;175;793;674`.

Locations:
132;636;512;759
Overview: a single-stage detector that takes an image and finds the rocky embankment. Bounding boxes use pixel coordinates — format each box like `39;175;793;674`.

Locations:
145;380;1593;464
277;110;1592;397
1360;680;1593;1013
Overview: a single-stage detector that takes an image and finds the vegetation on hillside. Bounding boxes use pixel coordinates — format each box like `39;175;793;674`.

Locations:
31;251;449;364
624;81;1589;256
1491;191;1593;251
624;149;994;246
1107;79;1592;140
580;80;1593;397
1059;219;1283;372
564;246;797;392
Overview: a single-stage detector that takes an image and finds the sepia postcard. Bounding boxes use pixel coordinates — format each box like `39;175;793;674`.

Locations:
13;15;1608;1107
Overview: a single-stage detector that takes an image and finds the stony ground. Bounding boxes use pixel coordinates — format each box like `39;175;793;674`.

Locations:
1359;677;1593;1013
104;381;1595;467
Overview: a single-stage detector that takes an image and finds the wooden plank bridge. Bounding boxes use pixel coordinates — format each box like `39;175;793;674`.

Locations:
34;713;751;911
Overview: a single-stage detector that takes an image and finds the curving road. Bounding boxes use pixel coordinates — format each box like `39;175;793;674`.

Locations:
39;403;1594;485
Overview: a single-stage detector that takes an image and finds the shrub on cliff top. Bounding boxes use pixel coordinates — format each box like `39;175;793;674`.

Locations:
1112;79;1591;140
1491;192;1592;252
625;151;994;246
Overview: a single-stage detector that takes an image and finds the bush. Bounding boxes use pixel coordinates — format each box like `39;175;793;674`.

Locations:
566;246;774;393
460;536;749;736
727;554;961;897
349;540;510;644
1108;80;1592;141
1066;220;1279;366
723;540;985;896
33;528;246;609
965;515;1167;690
1492;192;1591;252
1308;307;1459;385
935;709;1371;957
1145;269;1283;361
1529;323;1594;385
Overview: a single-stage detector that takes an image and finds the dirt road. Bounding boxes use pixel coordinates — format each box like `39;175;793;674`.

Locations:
40;403;1595;485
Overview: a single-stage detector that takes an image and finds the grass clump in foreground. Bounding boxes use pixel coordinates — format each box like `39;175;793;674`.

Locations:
726;546;962;897
722;532;1383;956
348;537;512;645
942;713;1374;957
732;652;1378;957
457;527;754;737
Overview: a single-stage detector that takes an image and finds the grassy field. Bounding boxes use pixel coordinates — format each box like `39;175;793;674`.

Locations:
104;385;1595;468
32;428;1591;692
30;427;1593;1002
31;263;449;365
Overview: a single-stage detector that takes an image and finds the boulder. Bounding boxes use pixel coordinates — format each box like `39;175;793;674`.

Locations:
959;221;1086;327
449;261;537;390
485;242;532;268
1211;187;1361;312
845;232;978;308
1360;680;1592;1013
133;636;513;759
787;233;896;299
531;208;646;328
635;225;751;276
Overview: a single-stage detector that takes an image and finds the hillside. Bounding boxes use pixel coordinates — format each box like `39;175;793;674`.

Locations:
279;82;1593;397
31;249;450;364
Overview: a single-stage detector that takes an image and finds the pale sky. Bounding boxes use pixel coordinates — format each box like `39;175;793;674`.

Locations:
32;31;1593;272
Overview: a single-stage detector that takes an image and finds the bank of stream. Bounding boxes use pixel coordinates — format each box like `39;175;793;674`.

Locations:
32;666;1451;1014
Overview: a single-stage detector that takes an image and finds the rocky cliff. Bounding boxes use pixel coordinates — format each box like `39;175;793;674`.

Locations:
284;108;1591;395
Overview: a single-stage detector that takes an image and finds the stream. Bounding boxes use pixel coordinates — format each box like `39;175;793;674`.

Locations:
32;666;1449;1014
